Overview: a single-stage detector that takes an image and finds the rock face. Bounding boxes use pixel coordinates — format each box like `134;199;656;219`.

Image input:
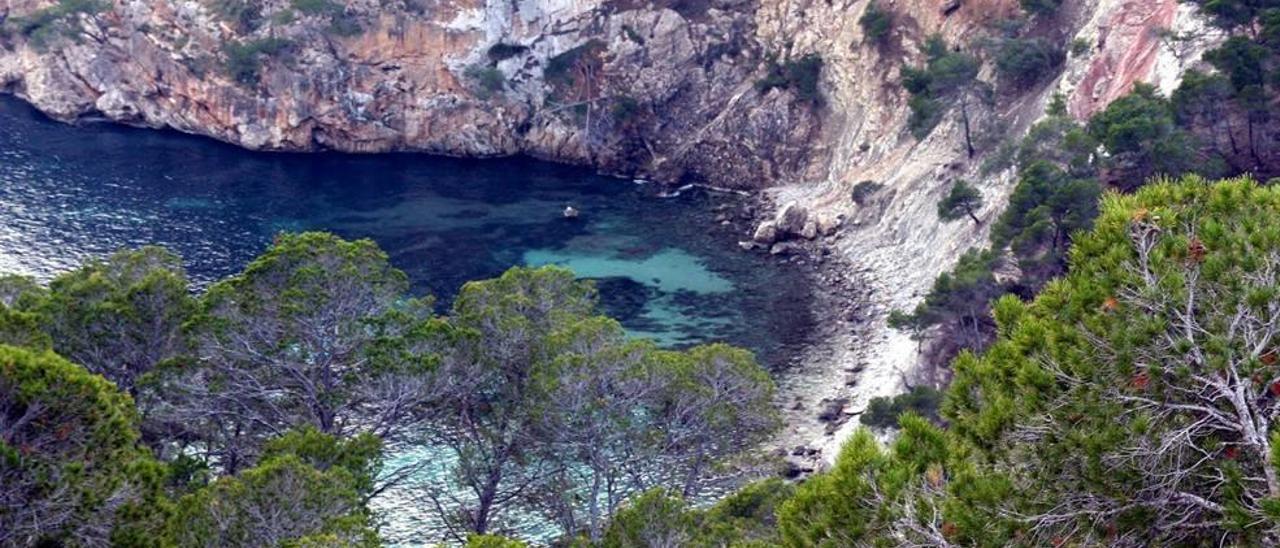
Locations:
0;0;822;189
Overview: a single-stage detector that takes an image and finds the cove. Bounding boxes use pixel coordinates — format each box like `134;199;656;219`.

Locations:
0;95;815;365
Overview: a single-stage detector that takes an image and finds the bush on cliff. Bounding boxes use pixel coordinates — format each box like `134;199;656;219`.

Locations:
3;0;107;51
206;0;264;33
859;2;893;45
756;53;824;104
994;37;1064;91
224;37;292;85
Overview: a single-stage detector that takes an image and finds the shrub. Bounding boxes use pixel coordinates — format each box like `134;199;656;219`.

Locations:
851;180;883;204
290;0;342;16
756;53;824;104
901;36;982;140
545;40;606;87
907;95;943;138
326;15;362;37
1020;0;1062;16
1070;37;1091;56
936;179;984;224
860;386;945;428
224;37;291;85
4;0;107;51
465;64;506;97
859;2;893;44
206;0;263;33
994;37;1063;90
271;9;297;25
611;96;643;126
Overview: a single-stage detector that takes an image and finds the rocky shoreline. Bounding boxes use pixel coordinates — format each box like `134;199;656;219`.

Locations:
699;189;880;474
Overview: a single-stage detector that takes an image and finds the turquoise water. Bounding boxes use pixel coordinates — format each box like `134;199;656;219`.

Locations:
0;95;816;544
0;96;814;362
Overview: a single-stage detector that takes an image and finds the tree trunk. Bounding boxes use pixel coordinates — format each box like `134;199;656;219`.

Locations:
960;94;975;158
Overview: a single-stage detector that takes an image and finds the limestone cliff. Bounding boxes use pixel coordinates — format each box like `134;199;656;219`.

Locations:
0;0;822;188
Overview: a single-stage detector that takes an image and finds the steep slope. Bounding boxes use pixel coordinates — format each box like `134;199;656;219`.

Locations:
764;0;1221;462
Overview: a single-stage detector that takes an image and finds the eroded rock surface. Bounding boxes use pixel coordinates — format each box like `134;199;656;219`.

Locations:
0;0;821;188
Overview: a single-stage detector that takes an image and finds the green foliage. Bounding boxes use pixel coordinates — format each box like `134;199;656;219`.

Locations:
171;444;379;547
261;427;383;497
851;180;883;205
42;246;194;395
945;177;1280;544
777;416;1011;545
1205;35;1270;93
859;2;893;44
0;345;160;546
224;37;292;85
906;94;945;139
860;386;945;428
894;107;1103;376
1070;37;1091;56
545;40;606;86
696;478;794;546
0;234;777;544
1172;69;1235;124
991;160;1101;278
599;490;697;547
272;8;298;25
611;96;644;128
181;231;421;470
206;0;264;33
902;35;983;139
1020;0;1062;16
993;37;1063;90
465;63;506;98
756;54;824;104
290;0;343;16
0;275;50;350
937;179;985;223
1087;83;1196;184
1187;0;1270;30
466;534;529;548
425;266;777;537
598;480;794;547
284;0;361;36
3;0;107;51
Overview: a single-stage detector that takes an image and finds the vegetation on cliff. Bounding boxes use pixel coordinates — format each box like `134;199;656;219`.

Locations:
893;0;1280;389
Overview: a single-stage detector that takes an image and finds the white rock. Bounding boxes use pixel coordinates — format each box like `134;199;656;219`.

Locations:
753;221;779;244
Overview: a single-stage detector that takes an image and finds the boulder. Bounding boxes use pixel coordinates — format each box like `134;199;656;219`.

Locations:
800;219;819;240
770;241;803;255
775;201;809;235
816;214;843;236
752;221;779;244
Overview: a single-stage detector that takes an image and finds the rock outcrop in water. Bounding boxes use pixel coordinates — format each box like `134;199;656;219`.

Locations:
0;0;1224;462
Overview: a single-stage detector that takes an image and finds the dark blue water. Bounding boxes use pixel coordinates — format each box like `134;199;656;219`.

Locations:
0;96;813;367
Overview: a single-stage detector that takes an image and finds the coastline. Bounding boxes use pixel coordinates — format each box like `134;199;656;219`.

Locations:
731;194;888;474
4;87;882;476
